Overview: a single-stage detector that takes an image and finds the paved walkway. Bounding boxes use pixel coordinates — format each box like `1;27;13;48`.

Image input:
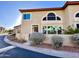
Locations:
0;35;15;54
0;46;15;53
4;36;79;58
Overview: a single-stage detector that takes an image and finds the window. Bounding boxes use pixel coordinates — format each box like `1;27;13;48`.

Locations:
48;17;56;20
43;17;46;21
57;16;61;20
43;26;47;34
58;27;62;34
47;13;56;20
48;26;56;34
23;14;30;20
75;13;79;17
42;26;62;34
43;12;61;21
76;24;79;29
32;25;38;32
47;13;55;17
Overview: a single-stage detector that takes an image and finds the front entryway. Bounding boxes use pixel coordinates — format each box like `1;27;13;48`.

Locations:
32;25;38;32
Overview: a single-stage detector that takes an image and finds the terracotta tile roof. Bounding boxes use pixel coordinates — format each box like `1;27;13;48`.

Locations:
19;1;79;12
63;1;79;8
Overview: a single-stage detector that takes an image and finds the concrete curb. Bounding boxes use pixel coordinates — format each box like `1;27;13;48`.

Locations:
4;36;79;58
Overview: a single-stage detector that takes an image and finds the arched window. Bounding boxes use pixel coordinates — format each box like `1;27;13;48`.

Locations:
47;13;55;17
75;13;79;17
43;17;46;21
42;12;61;21
57;16;61;20
47;13;56;20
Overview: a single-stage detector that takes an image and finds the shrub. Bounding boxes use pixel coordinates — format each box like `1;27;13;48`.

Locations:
64;26;75;34
64;26;79;34
74;28;79;33
29;32;46;46
8;34;26;43
71;34;79;46
51;35;63;49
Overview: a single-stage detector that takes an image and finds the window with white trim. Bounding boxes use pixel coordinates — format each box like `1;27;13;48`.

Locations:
43;13;61;21
42;26;63;34
23;14;30;20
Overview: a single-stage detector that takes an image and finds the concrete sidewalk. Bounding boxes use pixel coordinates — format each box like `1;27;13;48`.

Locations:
4;36;79;58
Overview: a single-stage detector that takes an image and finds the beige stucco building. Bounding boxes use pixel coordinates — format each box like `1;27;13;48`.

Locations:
14;25;21;39
19;1;79;41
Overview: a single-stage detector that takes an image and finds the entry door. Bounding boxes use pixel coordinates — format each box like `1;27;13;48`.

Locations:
76;24;79;29
32;25;38;32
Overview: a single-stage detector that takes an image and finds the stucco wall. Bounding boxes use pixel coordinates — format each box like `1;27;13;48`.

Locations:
68;5;79;28
21;21;30;40
64;5;79;29
21;10;65;40
43;34;74;47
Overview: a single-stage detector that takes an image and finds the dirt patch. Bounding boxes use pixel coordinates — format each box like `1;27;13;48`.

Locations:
32;43;79;53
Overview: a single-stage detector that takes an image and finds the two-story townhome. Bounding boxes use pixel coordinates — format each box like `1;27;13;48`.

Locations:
19;1;79;40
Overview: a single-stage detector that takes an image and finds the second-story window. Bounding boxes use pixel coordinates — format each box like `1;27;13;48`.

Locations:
43;12;61;21
23;14;30;20
75;13;79;17
47;13;56;20
43;17;46;21
57;16;61;20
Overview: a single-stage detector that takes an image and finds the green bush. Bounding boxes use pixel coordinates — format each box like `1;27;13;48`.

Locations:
74;28;79;33
51;35;63;49
29;32;46;46
71;34;79;46
64;26;79;34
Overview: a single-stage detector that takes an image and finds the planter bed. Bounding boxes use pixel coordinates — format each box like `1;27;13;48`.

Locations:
33;43;79;53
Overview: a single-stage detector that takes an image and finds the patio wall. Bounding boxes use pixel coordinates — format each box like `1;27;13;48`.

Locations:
16;33;75;47
43;34;74;47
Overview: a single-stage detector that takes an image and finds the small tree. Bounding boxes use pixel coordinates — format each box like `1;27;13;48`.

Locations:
74;28;79;33
64;26;79;34
64;26;75;34
29;32;46;46
51;35;63;49
71;34;79;46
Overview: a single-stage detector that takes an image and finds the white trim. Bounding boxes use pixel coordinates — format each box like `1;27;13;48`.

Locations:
41;11;56;22
41;11;62;22
42;25;63;34
46;11;57;21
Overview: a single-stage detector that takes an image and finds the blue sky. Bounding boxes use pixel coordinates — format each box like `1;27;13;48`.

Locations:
0;1;66;29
